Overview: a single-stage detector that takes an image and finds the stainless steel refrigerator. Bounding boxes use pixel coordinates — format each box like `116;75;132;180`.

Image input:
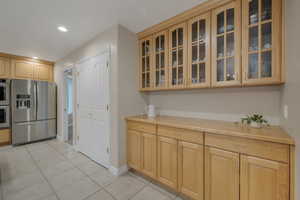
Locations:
11;80;57;145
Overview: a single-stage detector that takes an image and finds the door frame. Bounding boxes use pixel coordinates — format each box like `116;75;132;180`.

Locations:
74;48;112;168
63;66;76;146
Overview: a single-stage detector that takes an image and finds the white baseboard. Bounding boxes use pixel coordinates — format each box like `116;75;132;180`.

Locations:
109;165;128;176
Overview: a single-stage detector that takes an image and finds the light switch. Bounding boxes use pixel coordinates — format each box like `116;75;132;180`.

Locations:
284;105;288;119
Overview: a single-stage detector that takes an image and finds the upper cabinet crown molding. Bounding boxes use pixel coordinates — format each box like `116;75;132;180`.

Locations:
138;0;284;91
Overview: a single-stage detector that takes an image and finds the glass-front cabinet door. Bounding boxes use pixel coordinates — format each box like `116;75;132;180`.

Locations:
188;12;211;88
212;1;241;87
139;36;153;91
242;0;282;85
153;31;168;89
169;23;187;89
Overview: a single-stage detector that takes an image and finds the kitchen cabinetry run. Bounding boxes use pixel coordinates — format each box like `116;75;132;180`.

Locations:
0;53;54;82
126;116;294;200
137;0;284;91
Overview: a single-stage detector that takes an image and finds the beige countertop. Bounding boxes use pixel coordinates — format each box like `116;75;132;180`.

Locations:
126;115;295;145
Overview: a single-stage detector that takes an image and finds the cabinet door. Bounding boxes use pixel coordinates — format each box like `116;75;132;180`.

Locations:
169;23;187;89
157;136;178;190
212;1;241;87
178;141;204;200
0;57;10;78
153;31;168;89
205;147;239;200
242;0;282;85
127;130;141;170
188;12;211;88
34;64;51;81
13;60;34;79
240;155;289;200
139;36;153;91
140;133;157;179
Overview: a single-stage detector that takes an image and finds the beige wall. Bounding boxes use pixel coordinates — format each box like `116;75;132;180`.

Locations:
55;25;146;170
280;0;300;198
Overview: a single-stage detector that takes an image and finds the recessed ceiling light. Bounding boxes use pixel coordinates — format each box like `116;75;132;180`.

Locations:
32;56;38;59
57;26;68;32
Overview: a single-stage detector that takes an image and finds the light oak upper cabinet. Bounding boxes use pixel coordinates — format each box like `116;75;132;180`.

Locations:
127;130;141;170
169;23;187;89
12;60;34;79
34;64;52;81
157;136;178;190
240;155;289;200
139;36;153;91
140;132;157;179
242;0;282;85
0;57;10;78
205;147;239;200
153;31;169;89
178;141;204;200
211;0;241;87
188;12;211;88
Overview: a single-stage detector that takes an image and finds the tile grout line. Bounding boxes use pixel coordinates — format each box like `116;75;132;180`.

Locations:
25;143;62;200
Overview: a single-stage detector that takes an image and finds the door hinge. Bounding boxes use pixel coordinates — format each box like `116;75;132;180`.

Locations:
106;62;109;68
106;104;109;111
77;135;79;140
77;104;79;109
106;147;110;154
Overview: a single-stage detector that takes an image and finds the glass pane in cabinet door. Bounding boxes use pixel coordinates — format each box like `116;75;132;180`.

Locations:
160;70;165;85
249;26;259;51
146;56;150;71
261;0;272;21
142;74;145;88
161;36;165;51
156;71;159;86
172;30;177;48
217;36;225;58
178;49;183;65
199;63;206;83
192;45;198;63
249;0;259;25
217;12;225;34
146;73;150;87
261;23;272;49
226;57;235;81
142;58;145;72
156;54;159;69
160;53;165;68
178;67;183;84
217;59;225;81
192;64;198;84
156;37;160;52
199;19;206;42
145;41;150;54
248;53;259;79
172;51;177;67
142;42;146;56
172;68;177;85
226;8;235;32
261;51;272;77
178;28;184;46
199;43;205;61
226;32;234;57
192;22;198;42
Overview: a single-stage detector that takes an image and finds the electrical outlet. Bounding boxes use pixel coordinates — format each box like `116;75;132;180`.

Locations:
284;105;288;119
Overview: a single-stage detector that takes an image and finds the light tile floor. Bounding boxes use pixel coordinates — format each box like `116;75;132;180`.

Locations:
0;139;187;200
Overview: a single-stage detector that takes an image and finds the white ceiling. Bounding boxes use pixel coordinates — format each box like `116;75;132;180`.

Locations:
0;0;205;62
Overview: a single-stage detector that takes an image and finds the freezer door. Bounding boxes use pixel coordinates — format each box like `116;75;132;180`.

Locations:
12;119;56;145
37;81;56;120
11;80;36;122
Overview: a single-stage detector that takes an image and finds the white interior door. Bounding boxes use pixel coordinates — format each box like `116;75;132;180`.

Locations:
77;52;110;168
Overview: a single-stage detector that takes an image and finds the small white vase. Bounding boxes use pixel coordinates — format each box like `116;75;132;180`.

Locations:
250;122;262;128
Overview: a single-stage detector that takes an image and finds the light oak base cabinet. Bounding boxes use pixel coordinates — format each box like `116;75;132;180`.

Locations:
127;130;141;170
140;133;157;179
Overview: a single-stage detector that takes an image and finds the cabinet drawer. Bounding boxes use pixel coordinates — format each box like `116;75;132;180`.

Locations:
205;133;289;163
158;125;204;145
127;121;156;134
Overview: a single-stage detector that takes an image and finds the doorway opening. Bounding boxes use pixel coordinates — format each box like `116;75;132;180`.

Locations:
63;69;74;145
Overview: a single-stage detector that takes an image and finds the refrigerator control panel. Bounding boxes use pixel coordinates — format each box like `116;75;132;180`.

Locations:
16;94;31;109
